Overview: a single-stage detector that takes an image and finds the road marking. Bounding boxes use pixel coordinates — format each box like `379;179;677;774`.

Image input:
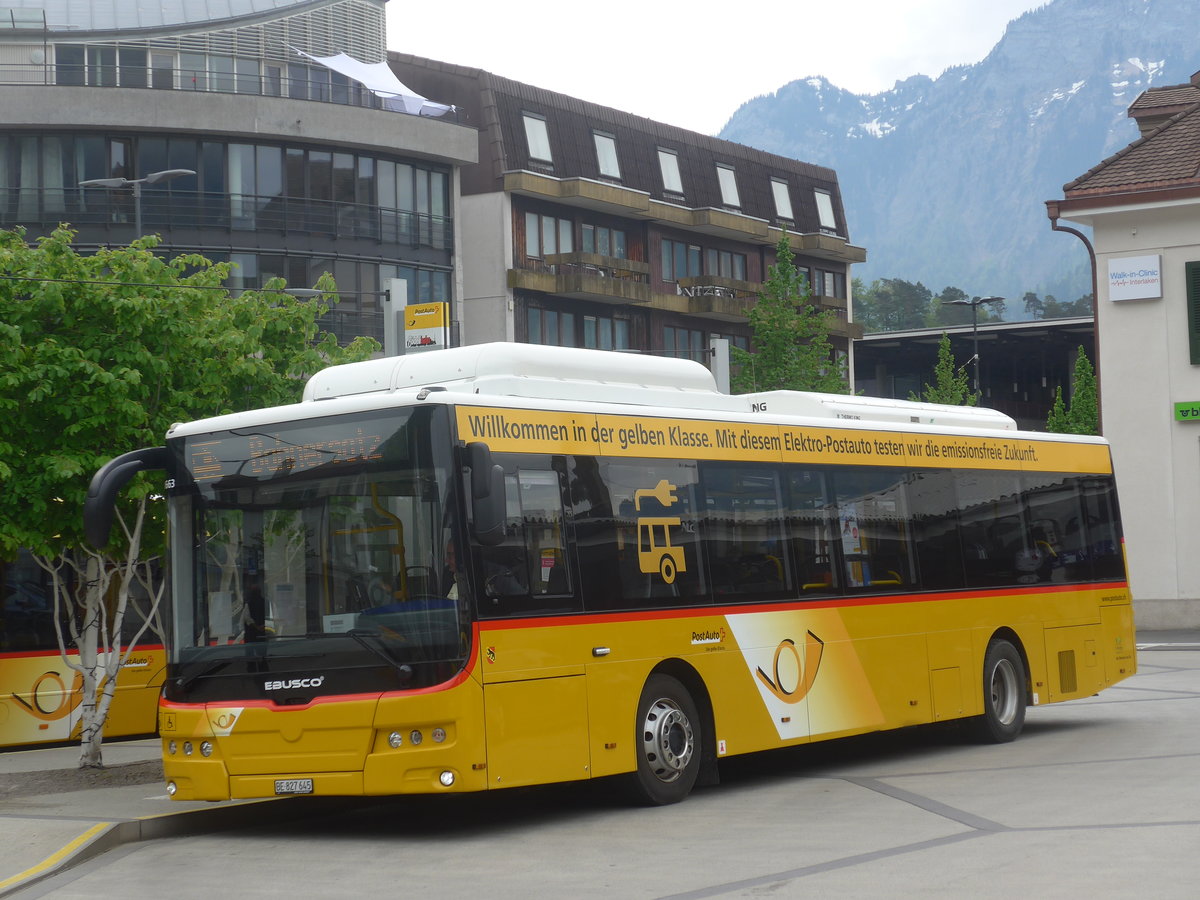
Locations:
0;822;110;891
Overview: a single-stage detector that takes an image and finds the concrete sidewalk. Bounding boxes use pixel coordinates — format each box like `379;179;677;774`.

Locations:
1;630;1195;896
0;738;297;897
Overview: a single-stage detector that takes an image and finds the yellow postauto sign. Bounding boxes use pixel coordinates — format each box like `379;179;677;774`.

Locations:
456;406;1112;474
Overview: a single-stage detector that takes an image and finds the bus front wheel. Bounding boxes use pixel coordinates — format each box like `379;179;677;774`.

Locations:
629;674;700;805
967;638;1026;743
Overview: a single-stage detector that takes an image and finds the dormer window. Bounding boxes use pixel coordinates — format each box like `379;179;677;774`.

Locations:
716;164;740;208
657;148;683;194
523;113;552;163
814;189;838;233
593;131;620;179
771;178;794;220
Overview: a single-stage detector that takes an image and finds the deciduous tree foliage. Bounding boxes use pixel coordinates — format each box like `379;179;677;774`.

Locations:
731;233;848;394
0;226;376;766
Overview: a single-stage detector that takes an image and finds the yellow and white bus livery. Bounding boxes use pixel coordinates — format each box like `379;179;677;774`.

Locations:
84;343;1136;805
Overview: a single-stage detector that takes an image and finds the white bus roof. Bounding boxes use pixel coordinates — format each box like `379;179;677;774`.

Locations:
299;343;1018;432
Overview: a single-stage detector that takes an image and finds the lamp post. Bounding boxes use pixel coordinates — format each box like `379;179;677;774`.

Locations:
78;168;195;236
941;295;1003;397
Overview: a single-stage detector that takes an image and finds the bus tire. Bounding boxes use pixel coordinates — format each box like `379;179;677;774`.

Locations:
629;674;701;805
968;638;1026;743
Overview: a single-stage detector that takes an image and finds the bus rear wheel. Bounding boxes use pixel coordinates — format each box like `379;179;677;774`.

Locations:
629;674;700;805
968;638;1026;743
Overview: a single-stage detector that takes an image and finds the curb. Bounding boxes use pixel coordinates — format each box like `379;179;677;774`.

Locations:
0;796;355;897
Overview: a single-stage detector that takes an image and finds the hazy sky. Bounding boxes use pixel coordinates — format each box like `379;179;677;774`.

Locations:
386;0;1046;135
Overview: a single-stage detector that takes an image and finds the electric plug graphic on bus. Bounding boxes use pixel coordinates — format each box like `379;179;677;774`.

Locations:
634;479;687;584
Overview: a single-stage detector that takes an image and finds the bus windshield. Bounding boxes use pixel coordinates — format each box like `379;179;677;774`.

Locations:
164;405;467;701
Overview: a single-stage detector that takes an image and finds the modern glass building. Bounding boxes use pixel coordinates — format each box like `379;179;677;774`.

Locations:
0;0;477;343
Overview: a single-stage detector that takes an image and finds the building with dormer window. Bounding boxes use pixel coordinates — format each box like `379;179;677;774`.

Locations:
390;53;866;370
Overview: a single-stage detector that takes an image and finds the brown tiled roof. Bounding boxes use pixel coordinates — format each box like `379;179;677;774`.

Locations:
1128;82;1200;113
1064;101;1200;197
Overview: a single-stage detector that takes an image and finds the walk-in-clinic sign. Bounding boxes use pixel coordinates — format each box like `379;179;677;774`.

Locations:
1107;254;1162;301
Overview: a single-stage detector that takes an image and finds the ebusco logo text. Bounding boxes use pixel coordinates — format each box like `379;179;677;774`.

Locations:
264;675;326;691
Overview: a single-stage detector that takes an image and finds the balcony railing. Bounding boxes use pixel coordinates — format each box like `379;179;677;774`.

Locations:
0;188;453;250
0;62;461;121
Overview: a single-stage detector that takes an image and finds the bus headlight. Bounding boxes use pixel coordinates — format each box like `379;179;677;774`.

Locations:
166;781;178;796
409;730;423;746
439;771;455;787
183;741;194;756
200;741;213;758
168;740;177;755
432;728;446;743
388;731;403;749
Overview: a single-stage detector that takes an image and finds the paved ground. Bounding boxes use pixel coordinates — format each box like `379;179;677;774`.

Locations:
1;630;1195;897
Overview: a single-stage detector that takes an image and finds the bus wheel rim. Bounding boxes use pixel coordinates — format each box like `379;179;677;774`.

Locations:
990;657;1019;725
642;696;694;783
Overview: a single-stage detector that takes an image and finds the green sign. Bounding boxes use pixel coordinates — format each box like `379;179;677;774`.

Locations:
1174;402;1200;422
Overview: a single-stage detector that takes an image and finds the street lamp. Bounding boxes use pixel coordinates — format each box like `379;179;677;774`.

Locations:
941;295;1003;396
78;168;196;236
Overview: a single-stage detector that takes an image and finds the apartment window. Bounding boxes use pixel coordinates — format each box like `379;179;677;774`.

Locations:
815;190;838;232
658;148;683;194
583;313;630;351
593;131;620;179
716;164;741;208
771;178;794;220
813;269;846;298
525;211;573;258
523;114;553;163
705;249;747;281
663;239;701;282
582;224;626;258
664;325;707;363
527;307;576;346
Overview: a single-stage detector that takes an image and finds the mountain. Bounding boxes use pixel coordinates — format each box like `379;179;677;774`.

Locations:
719;0;1199;311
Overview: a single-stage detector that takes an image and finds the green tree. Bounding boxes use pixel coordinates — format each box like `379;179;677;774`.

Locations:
864;278;934;331
0;226;377;766
731;233;848;393
1046;347;1098;434
909;332;976;406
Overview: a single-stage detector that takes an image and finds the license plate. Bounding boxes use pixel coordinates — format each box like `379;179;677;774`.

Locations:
274;778;314;795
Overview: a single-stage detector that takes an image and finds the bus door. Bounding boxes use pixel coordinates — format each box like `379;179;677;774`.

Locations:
475;461;590;788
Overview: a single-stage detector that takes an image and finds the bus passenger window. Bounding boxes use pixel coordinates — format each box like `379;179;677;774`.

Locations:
908;469;965;590
701;464;790;599
476;461;577;617
787;469;838;594
573;458;707;612
831;469;914;591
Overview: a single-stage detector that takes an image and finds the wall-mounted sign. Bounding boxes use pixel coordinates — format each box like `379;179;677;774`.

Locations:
404;302;449;354
1174;401;1200;422
1108;254;1162;301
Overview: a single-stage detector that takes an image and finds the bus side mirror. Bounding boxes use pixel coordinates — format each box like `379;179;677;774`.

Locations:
467;442;506;546
83;446;172;548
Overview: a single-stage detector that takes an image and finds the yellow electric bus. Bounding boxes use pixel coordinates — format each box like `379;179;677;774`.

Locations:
84;343;1136;804
1;551;166;748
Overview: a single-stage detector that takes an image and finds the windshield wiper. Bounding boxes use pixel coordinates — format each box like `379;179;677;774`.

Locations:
347;627;414;684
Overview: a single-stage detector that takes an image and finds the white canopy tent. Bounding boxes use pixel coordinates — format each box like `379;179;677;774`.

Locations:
295;50;454;117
